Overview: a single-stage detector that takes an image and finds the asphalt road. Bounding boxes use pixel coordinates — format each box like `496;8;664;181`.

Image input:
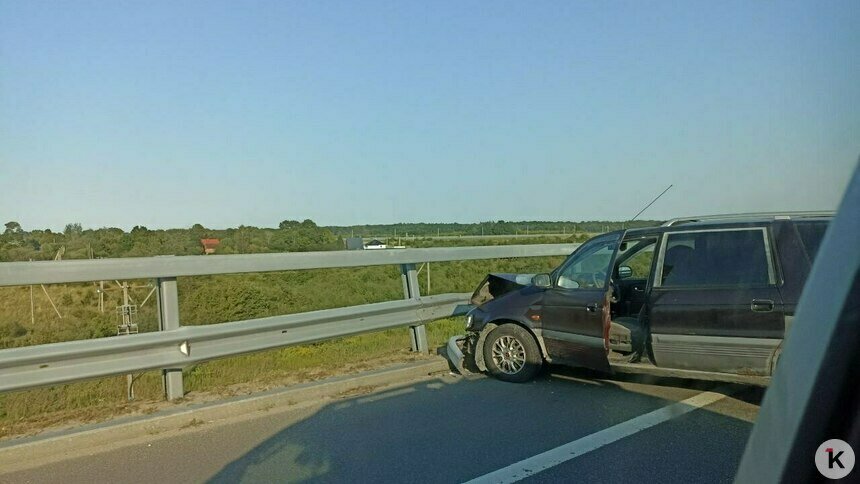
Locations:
0;367;763;484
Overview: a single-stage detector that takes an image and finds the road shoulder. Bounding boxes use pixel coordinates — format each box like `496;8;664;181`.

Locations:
0;358;450;474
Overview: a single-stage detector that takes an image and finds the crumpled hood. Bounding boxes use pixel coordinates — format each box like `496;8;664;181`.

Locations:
470;273;536;306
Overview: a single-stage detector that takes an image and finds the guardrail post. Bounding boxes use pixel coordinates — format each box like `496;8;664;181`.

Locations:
400;263;428;353
156;277;185;401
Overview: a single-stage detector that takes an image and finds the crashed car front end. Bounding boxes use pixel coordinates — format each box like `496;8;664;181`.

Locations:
468;273;536;306
446;273;538;373
447;309;488;374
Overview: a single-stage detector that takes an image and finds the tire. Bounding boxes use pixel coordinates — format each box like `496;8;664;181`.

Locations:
482;324;543;382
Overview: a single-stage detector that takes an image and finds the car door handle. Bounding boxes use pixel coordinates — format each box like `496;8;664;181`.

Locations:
751;299;774;312
585;303;599;313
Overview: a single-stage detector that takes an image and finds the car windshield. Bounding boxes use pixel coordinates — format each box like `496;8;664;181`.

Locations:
555;233;620;289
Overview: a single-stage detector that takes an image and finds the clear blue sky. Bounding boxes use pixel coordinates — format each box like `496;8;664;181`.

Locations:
1;0;858;231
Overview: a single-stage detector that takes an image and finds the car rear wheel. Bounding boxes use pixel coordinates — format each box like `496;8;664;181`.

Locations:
483;324;542;382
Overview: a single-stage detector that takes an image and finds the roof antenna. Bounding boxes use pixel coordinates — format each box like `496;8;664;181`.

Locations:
630;184;673;223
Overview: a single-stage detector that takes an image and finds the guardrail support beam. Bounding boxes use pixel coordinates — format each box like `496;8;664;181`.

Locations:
400;264;428;353
156;277;185;401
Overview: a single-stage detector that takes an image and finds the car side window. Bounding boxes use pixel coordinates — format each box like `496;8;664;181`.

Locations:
660;229;773;287
616;240;656;279
555;235;618;289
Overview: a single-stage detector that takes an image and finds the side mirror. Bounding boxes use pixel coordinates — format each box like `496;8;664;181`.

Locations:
618;266;633;279
532;273;552;288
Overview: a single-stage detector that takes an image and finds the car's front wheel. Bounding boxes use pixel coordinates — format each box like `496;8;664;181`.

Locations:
482;324;543;382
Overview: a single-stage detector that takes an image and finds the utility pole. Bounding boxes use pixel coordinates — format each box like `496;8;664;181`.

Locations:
116;280;139;400
29;284;35;325
41;285;62;319
28;258;35;325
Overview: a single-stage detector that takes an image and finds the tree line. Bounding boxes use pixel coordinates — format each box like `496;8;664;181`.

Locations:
0;219;340;262
0;218;661;262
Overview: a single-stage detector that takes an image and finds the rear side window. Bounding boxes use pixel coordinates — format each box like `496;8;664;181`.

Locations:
794;222;829;262
660;229;773;287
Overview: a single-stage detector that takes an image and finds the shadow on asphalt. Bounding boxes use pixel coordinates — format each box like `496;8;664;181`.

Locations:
544;364;766;406
207;366;762;483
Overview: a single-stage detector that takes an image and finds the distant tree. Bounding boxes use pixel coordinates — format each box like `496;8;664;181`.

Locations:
279;220;301;229
301;219;317;228
232;225;254;253
63;223;83;236
131;225;148;234
191;223;206;231
4;221;22;234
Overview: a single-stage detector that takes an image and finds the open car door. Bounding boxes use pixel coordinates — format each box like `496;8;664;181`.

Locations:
539;231;623;372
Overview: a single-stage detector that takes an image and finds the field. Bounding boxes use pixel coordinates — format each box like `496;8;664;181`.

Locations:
0;245;567;438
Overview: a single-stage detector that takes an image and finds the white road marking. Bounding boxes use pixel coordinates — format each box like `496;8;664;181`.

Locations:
464;388;732;484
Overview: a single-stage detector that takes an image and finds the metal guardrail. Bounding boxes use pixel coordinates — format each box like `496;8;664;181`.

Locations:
0;244;578;286
0;243;578;399
0;293;472;393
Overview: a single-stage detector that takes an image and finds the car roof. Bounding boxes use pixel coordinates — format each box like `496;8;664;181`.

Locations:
623;211;834;237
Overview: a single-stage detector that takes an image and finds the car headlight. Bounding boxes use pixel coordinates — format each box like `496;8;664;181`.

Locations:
465;313;474;330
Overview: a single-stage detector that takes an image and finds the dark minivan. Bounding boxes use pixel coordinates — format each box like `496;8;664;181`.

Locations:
448;212;832;385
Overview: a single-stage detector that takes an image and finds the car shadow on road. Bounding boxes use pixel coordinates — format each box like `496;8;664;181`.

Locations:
207;367;760;484
544;364;766;406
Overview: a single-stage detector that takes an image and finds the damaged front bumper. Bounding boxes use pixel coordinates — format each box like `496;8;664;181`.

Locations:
446;331;486;375
446;335;467;374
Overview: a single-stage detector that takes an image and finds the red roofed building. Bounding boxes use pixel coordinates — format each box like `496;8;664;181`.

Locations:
200;238;220;254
